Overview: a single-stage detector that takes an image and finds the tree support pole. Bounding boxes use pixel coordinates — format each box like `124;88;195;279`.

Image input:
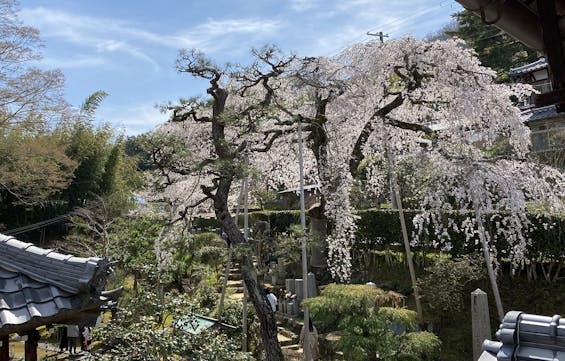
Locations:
473;202;504;321
388;151;423;321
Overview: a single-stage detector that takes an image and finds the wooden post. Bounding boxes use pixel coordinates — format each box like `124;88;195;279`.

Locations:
0;335;9;361
24;330;40;361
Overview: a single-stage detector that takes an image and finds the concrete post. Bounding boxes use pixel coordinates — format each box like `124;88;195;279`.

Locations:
472;289;492;361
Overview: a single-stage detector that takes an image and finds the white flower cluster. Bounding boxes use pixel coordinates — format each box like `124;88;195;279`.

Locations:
319;149;358;282
411;153;564;270
150;38;563;283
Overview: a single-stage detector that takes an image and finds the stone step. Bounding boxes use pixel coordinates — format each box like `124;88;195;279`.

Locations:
277;333;296;347
278;326;298;340
281;344;300;351
228;273;241;280
276;314;304;334
229;293;244;300
281;344;302;361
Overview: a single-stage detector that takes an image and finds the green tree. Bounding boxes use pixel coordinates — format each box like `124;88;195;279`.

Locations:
0;0;73;207
124;133;155;172
0;124;77;205
303;284;441;361
100;142;121;195
446;10;538;81
418;256;485;323
94;285;254;361
62;91;114;206
63;121;114;206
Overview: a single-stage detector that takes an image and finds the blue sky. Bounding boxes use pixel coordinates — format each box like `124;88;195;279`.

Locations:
20;0;462;135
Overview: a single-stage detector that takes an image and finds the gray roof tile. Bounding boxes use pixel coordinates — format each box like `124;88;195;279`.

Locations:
0;234;106;294
521;105;562;123
508;58;547;76
0;233;113;334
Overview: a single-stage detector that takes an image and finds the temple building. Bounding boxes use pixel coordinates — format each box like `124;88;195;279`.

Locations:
0;233;120;361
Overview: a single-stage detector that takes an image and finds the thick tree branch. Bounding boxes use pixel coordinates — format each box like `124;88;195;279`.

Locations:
349;93;405;177
252;129;283;152
385;116;435;136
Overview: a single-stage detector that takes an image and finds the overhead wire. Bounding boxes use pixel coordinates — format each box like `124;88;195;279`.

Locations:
319;0;522;60
320;1;460;58
4;214;70;236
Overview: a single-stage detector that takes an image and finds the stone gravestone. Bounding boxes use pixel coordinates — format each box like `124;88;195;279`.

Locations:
471;289;492;361
286;278;296;294
307;272;317;298
295;278;304;302
284;278;297;316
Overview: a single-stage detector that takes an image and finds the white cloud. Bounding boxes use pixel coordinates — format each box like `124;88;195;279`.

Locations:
289;0;320;11
40;55;106;69
96;40;160;72
98;103;168;136
196;18;282;35
20;6;284;59
173;18;284;53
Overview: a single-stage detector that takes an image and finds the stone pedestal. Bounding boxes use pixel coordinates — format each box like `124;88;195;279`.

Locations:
471;289;492;361
286;301;298;316
291;301;299;316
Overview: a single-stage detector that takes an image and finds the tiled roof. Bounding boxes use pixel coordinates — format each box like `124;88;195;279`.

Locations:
521;105;562;123
480;311;565;361
508;58;547;77
0;234;111;335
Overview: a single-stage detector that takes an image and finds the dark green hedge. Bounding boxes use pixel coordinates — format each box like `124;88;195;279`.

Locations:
355;209;565;260
193;210;302;235
194;209;565;260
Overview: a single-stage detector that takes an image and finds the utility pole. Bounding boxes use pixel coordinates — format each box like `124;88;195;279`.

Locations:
367;31;389;43
242;172;250;352
298;118;311;361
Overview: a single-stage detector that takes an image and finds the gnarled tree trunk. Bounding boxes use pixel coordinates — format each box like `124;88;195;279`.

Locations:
212;181;282;360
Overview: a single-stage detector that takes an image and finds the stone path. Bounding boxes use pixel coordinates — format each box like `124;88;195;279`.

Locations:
9;340;91;360
276;314;303;360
